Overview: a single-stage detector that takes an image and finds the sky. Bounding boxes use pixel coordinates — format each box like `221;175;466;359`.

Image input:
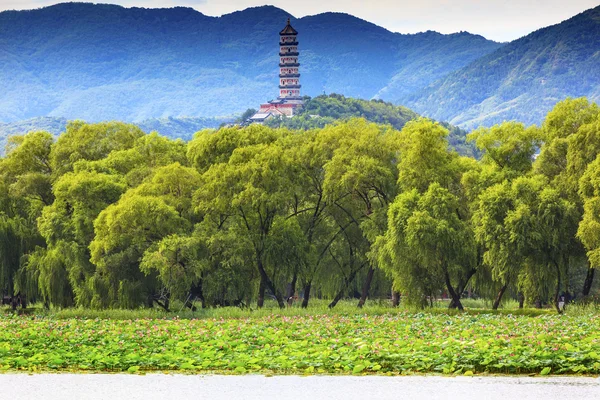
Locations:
0;0;599;42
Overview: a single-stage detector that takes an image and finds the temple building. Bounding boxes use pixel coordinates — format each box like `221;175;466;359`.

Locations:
249;18;304;124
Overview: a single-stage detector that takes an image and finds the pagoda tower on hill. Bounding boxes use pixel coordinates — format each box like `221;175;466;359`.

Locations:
278;18;301;100
249;18;304;124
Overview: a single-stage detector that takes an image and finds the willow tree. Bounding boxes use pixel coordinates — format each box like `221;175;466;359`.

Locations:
50;121;145;177
194;137;300;308
75;132;188;187
133;163;206;306
477;175;577;312
473;181;523;309
35;170;127;306
577;155;600;294
376;119;476;308
89;194;188;308
466;122;542;308
0;131;53;300
377;184;476;309
534;98;600;296
322;119;399;307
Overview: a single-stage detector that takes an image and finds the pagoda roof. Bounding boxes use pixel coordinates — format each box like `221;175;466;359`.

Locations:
280;18;298;35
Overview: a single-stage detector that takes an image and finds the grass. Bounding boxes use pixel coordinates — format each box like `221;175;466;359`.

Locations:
1;298;560;320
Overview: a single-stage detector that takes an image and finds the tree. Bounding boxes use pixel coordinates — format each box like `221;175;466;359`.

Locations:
34;171;127;306
0;131;53;302
89;195;188;308
378;184;475;309
321;119;398;307
577;155;600;294
50;121;144;177
194;135;299;308
466;122;542;308
534;99;600;297
376;119;476;309
477;176;577;313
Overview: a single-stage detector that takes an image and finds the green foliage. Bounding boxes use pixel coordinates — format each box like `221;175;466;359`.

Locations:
1;313;599;375
264;95;474;156
51;121;145;177
1;100;600;312
89;195;189;308
0;116;228;157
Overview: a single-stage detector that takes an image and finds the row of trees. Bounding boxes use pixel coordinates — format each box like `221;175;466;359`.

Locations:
1;98;599;312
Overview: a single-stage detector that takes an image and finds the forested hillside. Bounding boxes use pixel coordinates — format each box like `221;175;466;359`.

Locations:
0;3;500;123
1;98;599;313
262;94;474;155
2;96;471;156
404;5;600;128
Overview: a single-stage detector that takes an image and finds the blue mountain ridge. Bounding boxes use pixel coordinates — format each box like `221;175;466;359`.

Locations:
0;3;501;123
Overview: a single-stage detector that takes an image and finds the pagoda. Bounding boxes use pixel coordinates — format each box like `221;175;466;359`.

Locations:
249;18;304;124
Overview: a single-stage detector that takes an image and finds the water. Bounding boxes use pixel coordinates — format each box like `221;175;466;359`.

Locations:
1;374;598;400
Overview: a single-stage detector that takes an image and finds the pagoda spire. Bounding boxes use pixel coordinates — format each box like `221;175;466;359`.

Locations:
249;18;304;124
278;18;300;100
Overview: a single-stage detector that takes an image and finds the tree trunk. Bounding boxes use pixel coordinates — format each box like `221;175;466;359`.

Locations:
257;276;265;308
582;267;595;297
187;280;204;310
256;257;285;308
553;262;563;314
328;264;363;309
164;292;171;312
518;293;524;309
328;289;345;309
448;268;476;309
286;273;298;306
392;291;400;307
444;271;464;311
357;266;375;308
492;283;509;310
301;281;312;308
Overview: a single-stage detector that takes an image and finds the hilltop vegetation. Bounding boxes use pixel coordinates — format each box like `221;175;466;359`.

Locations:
263;94;473;155
405;5;600;128
0;3;500;123
1;98;600;314
2;96;471;156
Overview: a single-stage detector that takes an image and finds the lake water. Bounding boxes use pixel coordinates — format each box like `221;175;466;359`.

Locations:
1;374;598;400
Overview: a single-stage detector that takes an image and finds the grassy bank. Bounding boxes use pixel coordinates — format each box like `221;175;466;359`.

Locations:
1;309;599;375
1;298;569;320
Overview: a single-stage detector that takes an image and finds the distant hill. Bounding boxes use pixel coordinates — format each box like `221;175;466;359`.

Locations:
1;96;474;157
0;116;229;155
402;6;600;128
263;94;474;156
0;3;500;123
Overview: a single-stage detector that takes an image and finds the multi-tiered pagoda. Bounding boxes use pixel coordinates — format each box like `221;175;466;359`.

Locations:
250;18;304;123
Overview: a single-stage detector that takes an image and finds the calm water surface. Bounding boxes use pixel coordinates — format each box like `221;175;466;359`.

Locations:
1;374;598;400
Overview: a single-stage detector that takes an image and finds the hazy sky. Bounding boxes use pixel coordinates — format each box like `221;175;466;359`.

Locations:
1;0;599;41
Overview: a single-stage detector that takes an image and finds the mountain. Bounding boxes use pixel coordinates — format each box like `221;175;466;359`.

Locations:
0;3;501;123
402;6;600;129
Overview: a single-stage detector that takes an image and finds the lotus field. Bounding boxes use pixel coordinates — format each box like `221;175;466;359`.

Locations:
1;313;600;375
